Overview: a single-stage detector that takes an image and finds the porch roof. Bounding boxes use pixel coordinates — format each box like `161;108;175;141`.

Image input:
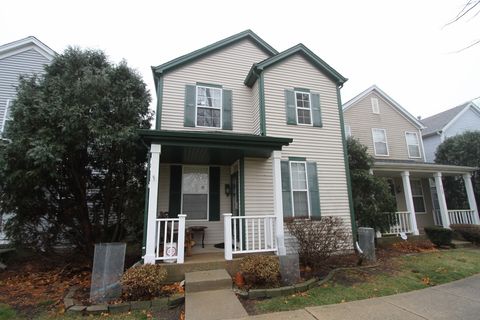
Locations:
139;129;292;165
373;159;477;176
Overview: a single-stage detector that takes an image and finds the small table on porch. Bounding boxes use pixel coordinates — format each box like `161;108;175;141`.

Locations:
188;226;208;248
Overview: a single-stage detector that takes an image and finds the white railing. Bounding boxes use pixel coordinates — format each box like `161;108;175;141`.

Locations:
224;213;277;260
384;211;413;235
155;215;186;263
448;209;477;225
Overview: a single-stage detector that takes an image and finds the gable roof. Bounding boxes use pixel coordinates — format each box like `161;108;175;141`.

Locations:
0;36;56;61
421;102;480;137
343;85;425;129
151;30;278;79
244;43;347;87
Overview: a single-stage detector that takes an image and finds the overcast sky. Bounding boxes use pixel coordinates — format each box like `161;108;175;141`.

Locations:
2;0;479;118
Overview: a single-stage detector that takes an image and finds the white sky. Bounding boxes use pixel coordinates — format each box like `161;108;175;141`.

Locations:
2;0;479;118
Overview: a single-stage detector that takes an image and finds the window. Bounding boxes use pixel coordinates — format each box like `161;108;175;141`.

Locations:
290;161;310;217
182;166;209;220
196;86;222;128
371;97;380;114
411;180;426;213
295;91;312;125
1;99;12;134
405;132;421;158
372;128;389;156
345;124;352;138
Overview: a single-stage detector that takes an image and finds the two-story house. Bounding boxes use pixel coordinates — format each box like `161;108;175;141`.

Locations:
140;30;355;264
0;36;55;244
422;101;480;162
343;85;479;237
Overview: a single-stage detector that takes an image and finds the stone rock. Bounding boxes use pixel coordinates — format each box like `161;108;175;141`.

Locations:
86;304;108;315
151;297;168;311
63;298;75;309
108;302;131;314
168;293;185;307
130;300;151;310
66;305;86;314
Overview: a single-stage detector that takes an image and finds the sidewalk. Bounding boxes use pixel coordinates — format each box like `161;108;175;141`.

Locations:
235;274;480;320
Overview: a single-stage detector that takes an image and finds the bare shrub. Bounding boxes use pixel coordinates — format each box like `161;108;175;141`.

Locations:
121;264;167;300
239;255;280;287
285;216;351;268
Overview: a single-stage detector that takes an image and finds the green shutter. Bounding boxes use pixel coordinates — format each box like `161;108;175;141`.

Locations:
209;166;221;221
311;93;322;127
281;160;293;218
307;162;321;219
168;165;182;218
222;89;232;130
284;89;297;125
184;85;196;127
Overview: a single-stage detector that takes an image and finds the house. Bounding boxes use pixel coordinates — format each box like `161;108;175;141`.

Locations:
343;85;479;236
422;101;480;162
140;30;355;264
0;36;55;244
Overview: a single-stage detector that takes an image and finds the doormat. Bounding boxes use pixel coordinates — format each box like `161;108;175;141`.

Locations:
214;242;225;249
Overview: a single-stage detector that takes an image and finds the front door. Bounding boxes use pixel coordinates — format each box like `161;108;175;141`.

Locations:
231;171;239;217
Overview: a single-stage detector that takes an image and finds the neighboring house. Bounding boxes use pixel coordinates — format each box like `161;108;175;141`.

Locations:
0;36;55;244
140;30;354;264
343;85;479;236
422;101;480;162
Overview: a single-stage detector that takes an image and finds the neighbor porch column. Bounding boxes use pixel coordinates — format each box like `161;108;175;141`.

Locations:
272;150;286;255
433;172;451;228
463;173;480;224
401;171;419;235
144;144;161;264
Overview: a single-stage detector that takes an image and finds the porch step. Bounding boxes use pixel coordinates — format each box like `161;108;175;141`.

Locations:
452;239;475;248
185;269;232;293
185;289;248;320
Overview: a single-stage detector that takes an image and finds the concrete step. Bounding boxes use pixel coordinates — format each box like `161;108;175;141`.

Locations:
185;289;248;320
452;239;475;248
185;269;232;293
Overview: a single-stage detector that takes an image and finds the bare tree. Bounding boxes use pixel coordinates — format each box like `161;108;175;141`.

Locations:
445;0;480;52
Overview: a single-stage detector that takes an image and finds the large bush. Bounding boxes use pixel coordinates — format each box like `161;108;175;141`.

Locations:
451;224;480;244
121;264;167;300
424;226;454;247
285;216;350;268
239;255;280;287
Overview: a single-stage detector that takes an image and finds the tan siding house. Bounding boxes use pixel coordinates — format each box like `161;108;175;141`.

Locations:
344;85;479;237
141;30;354;264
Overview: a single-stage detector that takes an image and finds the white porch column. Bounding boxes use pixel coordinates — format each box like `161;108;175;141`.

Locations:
177;214;186;263
401;171;419;235
272;150;286;255
223;213;233;260
434;172;451;228
144;144;161;264
463;173;480;224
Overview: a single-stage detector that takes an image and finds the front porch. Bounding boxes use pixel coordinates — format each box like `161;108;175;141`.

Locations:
373;160;479;237
140;130;292;264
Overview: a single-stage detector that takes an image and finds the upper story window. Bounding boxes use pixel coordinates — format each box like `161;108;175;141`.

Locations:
295;91;312;125
345;124;352;138
371;97;380;114
372;128;389;156
290;161;310;218
196;86;222;128
405;132;421;158
1;99;12;136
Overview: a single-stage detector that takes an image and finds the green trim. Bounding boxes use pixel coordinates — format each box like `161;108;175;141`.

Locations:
152;30;277;76
245;44;348;87
336;85;357;243
196;82;223;89
259;72;266;136
141;154;151;259
155;76;164;130
288;157;307;161
294;87;310;93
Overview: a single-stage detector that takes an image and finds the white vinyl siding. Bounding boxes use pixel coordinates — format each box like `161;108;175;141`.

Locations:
371;97;380;114
405;131;421;158
161;38;270;134
372;128;389;156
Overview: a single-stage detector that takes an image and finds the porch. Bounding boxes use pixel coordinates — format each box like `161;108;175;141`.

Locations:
139;130;292;264
373;160;479;236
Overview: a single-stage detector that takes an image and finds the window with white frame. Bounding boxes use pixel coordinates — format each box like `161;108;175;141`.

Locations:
182;166;209;220
295;91;312;125
290;161;310;217
196;86;222;128
405;132;421;158
411;180;426;213
371;97;380;114
372;128;389;156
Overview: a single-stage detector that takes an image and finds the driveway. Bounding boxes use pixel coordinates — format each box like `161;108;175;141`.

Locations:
237;274;480;320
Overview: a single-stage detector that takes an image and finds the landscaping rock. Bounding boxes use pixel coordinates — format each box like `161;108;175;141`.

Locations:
86;304;108;315
65;285;79;299
67;305;86;314
266;287;283;297
168;293;185;308
248;289;266;299
108;302;131;314
281;285;295;295
151;297;168;311
233;288;249;299
293;281;309;292
304;277;318;289
130;300;151;310
63;298;75;309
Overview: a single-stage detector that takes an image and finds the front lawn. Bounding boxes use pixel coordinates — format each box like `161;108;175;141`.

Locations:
253;248;480;314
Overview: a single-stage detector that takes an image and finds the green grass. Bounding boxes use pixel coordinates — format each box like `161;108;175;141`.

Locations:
255;248;480;313
36;310;150;319
0;303;18;320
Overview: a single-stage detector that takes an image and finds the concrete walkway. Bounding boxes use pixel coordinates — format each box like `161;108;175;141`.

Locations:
235;274;480;320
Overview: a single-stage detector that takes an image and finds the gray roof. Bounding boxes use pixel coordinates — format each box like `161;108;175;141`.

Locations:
421;102;471;136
